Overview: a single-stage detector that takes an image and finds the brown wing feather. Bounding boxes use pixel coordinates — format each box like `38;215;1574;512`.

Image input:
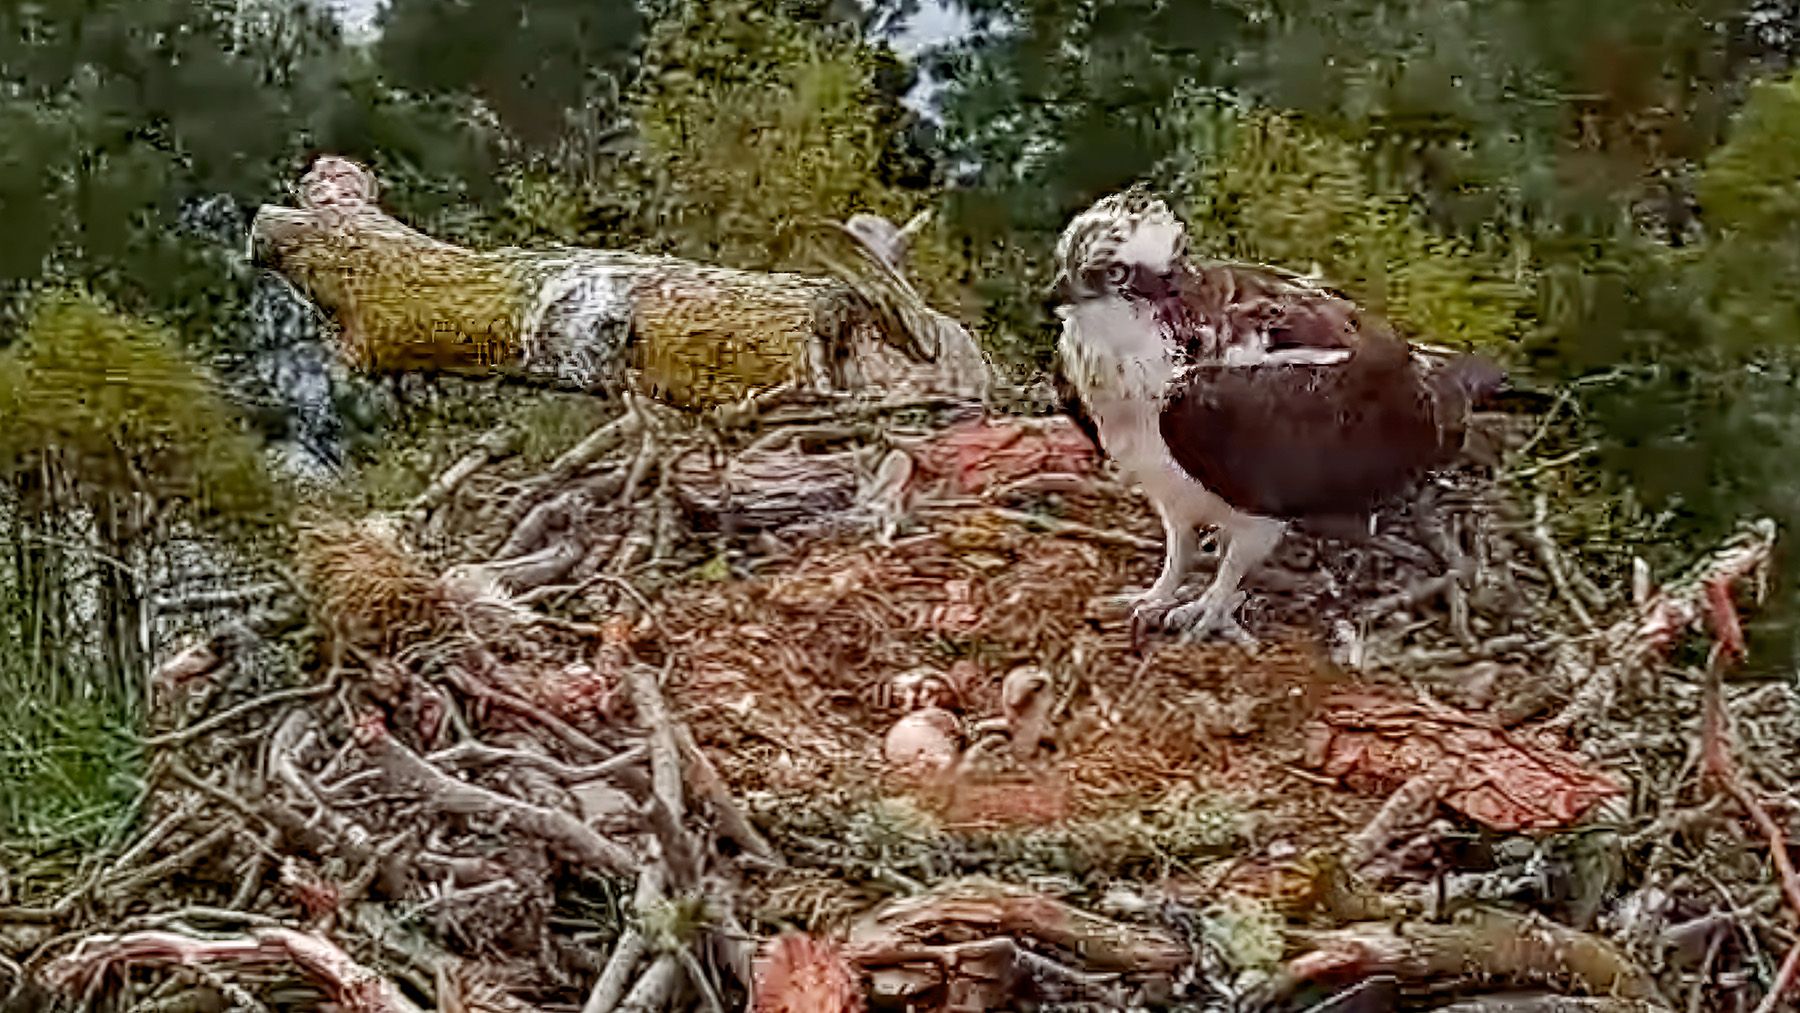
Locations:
1157;332;1465;519
1166;259;1394;363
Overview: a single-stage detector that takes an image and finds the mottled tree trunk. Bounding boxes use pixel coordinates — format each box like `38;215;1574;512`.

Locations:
249;156;993;411
94;494;147;714
11;466;70;705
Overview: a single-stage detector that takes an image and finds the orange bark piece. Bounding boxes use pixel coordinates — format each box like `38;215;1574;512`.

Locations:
1304;690;1621;831
913;417;1098;497
753;932;866;1013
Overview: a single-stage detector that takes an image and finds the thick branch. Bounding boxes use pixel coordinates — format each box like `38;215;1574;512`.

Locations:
42;928;426;1013
364;727;637;879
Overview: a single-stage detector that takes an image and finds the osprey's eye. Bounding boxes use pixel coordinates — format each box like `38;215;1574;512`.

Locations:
1106;264;1129;285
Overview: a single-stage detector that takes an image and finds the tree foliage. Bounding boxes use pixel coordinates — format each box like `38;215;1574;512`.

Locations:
1179;110;1533;355
1572;71;1800;632
632;0;926;271
0;0;524;337
0;289;273;520
920;0;1795;354
929;0;1247;230
1688;70;1800;352
373;0;643;159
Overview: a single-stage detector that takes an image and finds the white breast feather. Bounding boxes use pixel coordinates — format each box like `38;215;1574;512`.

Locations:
1059;297;1232;529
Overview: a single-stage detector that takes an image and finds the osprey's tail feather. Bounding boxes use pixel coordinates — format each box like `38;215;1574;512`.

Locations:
1440;353;1508;405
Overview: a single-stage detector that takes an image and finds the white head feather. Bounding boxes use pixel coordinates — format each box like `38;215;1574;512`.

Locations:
1053;188;1189;303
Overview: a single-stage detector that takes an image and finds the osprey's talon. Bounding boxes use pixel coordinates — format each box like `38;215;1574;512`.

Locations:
1166;592;1255;648
1127;594;1180;649
1129;595;1179;626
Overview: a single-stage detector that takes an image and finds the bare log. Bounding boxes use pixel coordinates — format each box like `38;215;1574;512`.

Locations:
448;539;588;597
584;930;650;1013
843;881;1185;1011
671;724;780;864
671;444;859;534
249;156;992;411
426;740;647;787
845;879;1188;975
793;215;993;404
409;428;519;519
498;475;616;560
621;657;704;889
1431;998;1665;1013
146;679;337;750
619;954;683;1013
440;666;616;761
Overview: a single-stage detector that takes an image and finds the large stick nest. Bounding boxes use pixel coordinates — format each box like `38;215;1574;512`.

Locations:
5;293;1799;1012
3;374;1785;1013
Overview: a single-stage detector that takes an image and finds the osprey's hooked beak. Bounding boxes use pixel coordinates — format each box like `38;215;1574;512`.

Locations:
1050;268;1073;304
1126;264;1181;304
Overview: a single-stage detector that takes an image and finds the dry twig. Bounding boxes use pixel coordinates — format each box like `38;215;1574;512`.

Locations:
362;724;638;878
1695;576;1800;1013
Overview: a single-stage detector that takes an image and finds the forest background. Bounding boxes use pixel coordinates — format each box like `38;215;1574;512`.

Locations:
4;0;1800;852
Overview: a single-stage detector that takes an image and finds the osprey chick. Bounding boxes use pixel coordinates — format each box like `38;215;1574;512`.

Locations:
1052;188;1505;645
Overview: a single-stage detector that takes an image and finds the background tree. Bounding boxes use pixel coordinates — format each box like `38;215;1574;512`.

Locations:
0;0;447;843
0;290;275;842
632;0;923;270
919;0;1250;356
480;0;955;310
372;0;643;177
1171;109;1533;355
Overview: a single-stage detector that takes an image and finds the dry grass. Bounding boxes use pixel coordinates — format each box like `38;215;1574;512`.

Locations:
295;515;438;655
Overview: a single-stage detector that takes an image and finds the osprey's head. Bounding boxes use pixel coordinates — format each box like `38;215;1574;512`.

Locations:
1052;186;1189;306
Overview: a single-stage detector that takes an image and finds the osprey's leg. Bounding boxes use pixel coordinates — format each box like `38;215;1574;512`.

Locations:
1144;507;1200;604
1112;500;1199;615
1130;503;1202;608
1166;514;1286;646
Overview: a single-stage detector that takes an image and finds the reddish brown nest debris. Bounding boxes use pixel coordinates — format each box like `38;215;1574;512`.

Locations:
650;511;1386;839
752;932;865;1013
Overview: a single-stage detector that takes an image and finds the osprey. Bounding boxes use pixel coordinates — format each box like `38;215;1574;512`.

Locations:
1052;188;1506;644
